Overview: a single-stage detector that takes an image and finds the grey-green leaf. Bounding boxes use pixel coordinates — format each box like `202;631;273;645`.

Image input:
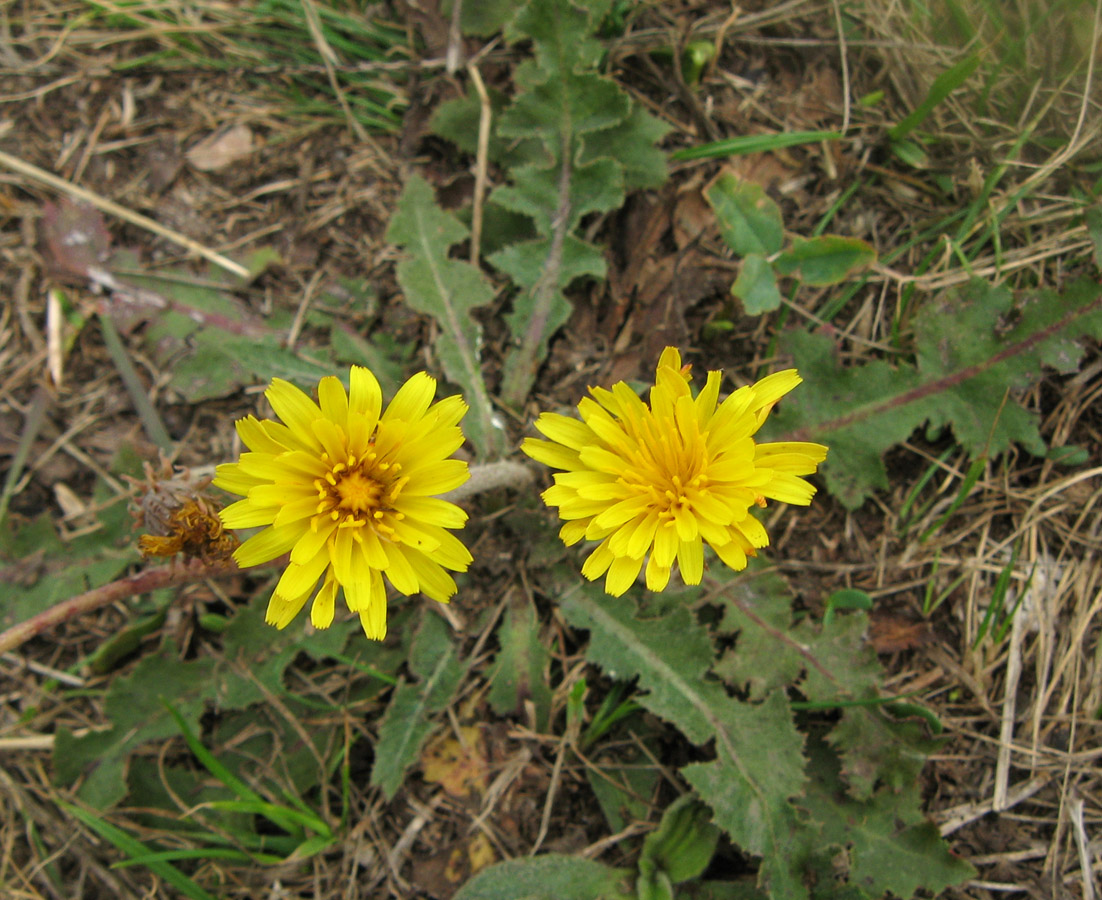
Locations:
453;853;631;900
387;173;505;458
706;174;784;257
772;235;876;286
732;253;782;314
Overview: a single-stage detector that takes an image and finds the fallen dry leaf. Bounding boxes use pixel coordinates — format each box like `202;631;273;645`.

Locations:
186;124;255;172
421;725;489;799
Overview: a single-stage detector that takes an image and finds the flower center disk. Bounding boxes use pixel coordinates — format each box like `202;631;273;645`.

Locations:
315;454;404;529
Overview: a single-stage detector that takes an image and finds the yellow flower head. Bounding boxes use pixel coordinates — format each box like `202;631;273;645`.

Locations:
521;348;827;596
214;366;472;640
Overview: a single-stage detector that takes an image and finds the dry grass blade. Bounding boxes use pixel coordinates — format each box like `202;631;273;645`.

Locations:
0;150;249;279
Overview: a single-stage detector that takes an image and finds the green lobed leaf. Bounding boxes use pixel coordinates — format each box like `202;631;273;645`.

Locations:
768;330;923;507
578;103;670;191
559;586;716;742
679;692;809;899
772;277;1102;507
452;853;631;900
559;586;809;897
731;253;782;315
825;705;943;803
712;579;803;701
387;173;505;458
802;738;975;898
713;571;935;804
479;0;667;406
772;235;876;286
369;610;466;799
486;597;552;729
706;174;784;257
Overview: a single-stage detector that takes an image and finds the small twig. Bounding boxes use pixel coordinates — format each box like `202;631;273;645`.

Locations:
0;149;249;279
467;61;492;267
1070;792;1098;900
829;0;851;134
446;0;464;73
286;267;325;350
0;557;240;656
530;699;575;855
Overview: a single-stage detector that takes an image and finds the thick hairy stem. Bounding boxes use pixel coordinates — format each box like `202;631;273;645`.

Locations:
443;460;537;502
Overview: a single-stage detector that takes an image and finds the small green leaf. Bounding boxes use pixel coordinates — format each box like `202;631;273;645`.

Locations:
822;588;873;627
586;749;659;834
803;738;975;897
773;235;876;286
457;0;523;36
890;138;929;169
640;794;720;884
85;607;167;674
452;853;631;900
706;174;784;257
731;253;782;314
1046;444;1089;466
681;41;715;84
487;597;552;730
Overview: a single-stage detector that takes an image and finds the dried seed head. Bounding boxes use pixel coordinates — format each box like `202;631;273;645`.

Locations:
128;457;239;563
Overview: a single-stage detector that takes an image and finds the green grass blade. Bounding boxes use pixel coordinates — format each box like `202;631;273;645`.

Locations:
920;456;986;543
888;54;981;140
162;702;265;806
671;130;841;161
205;800;330;836
163;701;313;837
61;803;219;900
112;847;283;866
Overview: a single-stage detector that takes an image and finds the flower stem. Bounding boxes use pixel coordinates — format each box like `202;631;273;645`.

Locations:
0;558;239;656
443;460;535;502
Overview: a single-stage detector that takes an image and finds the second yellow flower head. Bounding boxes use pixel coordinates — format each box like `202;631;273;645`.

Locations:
522;348;827;596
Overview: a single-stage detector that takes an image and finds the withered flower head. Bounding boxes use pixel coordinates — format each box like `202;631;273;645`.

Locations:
128;458;239;564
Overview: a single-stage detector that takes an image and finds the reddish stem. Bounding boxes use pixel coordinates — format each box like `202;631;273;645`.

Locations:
0;557;241;657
